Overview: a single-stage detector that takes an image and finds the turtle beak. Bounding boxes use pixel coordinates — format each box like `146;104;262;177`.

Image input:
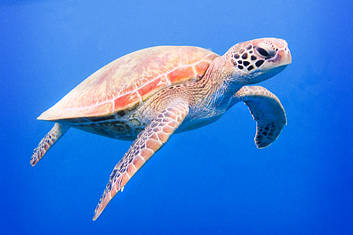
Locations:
276;46;291;66
271;39;292;67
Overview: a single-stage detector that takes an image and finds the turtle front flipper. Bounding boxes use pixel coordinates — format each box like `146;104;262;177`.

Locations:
93;99;189;221
234;86;286;148
31;122;69;166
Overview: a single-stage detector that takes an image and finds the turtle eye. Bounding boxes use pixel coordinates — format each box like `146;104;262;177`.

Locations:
256;46;275;59
256;47;269;57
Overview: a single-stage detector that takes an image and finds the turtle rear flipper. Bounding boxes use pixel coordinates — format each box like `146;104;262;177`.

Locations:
235;86;286;148
31;122;69;166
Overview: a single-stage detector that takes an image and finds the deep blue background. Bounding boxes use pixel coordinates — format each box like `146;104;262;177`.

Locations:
1;0;353;234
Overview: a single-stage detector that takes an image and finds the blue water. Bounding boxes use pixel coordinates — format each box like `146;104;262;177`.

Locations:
2;0;353;234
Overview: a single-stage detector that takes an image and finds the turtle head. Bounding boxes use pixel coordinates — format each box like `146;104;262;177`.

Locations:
225;38;291;84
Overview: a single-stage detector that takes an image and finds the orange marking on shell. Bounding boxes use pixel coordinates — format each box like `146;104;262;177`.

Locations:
195;61;210;77
114;92;139;110
167;66;195;83
133;157;145;169
137;77;168;99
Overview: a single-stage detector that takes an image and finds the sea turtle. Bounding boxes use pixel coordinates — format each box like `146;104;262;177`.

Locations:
31;38;291;220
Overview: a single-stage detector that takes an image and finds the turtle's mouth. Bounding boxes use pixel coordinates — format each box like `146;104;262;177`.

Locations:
269;47;292;66
243;64;287;84
267;53;281;63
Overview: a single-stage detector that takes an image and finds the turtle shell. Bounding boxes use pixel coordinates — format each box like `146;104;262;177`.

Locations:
38;46;218;121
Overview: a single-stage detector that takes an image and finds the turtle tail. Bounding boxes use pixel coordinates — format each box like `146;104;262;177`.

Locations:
31;122;69;166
